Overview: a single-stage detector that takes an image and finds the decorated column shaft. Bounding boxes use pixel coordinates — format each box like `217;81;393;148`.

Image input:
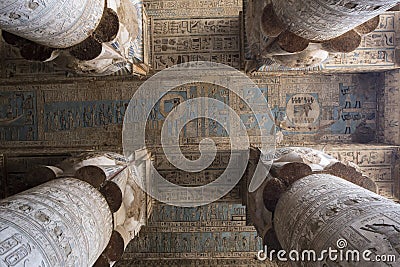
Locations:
274;174;400;266
248;148;399;266
0;0;105;48
44;151;150;266
247;0;399;70
271;0;399;41
0;178;113;266
0;0;148;76
246;147;375;240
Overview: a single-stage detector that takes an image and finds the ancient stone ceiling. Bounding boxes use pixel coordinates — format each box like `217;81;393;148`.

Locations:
0;1;400;266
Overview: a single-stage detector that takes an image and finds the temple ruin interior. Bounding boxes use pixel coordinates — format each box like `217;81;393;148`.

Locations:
0;0;400;266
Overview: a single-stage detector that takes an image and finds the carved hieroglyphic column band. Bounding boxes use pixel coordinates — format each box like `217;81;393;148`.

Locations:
0;0;105;48
274;174;400;266
0;178;113;266
383;70;400;145
271;0;399;42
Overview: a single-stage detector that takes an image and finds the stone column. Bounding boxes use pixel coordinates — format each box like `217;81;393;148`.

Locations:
0;178;113;266
246;147;374;240
271;0;398;42
56;0;147;76
0;0;105;48
247;0;399;70
0;0;148;76
55;151;150;266
248;147;400;265
274;174;400;266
